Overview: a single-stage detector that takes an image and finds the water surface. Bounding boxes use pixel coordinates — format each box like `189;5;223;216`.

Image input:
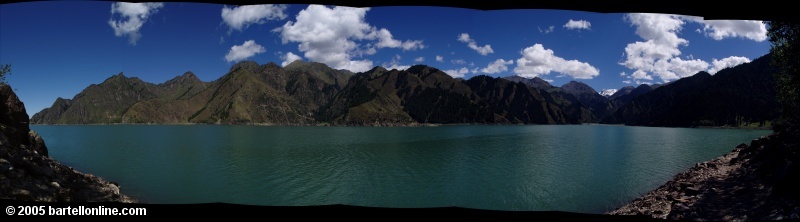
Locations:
31;124;770;213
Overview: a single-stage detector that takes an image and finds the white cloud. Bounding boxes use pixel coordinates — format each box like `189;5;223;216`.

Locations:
373;28;402;48
539;26;555;34
620;13;699;82
622;80;632;84
435;55;444;62
457;33;494;56
443;67;469;78
451;59;466;65
620;13;764;82
276;5;424;73
564;19;591;30
382;54;410;71
626;13;688;47
667;57;709;77
280;52;302;67
414;57;424;62
221;4;288;32
108;2;164;45
338;61;375;73
513;44;600;79
630;70;653;80
709;56;751;74
401;40;425;51
225;40;266;62
694;20;767;42
372;29;425;51
478;59;514;74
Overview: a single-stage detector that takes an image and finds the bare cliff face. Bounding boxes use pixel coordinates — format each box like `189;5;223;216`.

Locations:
0;84;134;202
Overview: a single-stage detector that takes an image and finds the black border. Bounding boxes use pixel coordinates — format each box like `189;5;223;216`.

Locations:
2;0;790;21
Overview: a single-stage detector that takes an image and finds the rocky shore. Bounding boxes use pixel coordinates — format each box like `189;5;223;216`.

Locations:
608;133;800;221
1;84;134;202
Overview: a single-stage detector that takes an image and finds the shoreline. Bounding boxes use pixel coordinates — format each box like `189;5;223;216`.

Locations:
607;133;799;220
30;122;773;130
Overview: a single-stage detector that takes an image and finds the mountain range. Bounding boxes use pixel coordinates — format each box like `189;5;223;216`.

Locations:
601;54;777;127
31;54;777;127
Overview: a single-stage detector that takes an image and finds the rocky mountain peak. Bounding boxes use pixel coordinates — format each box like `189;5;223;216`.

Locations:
562;81;598;95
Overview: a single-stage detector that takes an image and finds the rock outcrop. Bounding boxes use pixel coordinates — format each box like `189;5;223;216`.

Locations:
1;84;134;202
608;133;800;220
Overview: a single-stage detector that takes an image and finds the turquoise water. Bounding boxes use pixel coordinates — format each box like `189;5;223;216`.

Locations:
31;125;770;213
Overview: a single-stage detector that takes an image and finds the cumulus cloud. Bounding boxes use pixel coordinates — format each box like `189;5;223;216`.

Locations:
709;56;751;74
564;19;591;30
457;33;494;56
513;44;600;79
620;13;697;82
691;19;767;42
372;29;425;51
224;40;266;62
414;57;424;62
451;59;467;65
667;57;709;78
280;52;303;67
276;5;425;73
478;59;514;74
620;13;765;83
630;70;653;80
401;40;425;51
221;4;288;33
108;2;164;45
443;67;469;78
436;55;444;62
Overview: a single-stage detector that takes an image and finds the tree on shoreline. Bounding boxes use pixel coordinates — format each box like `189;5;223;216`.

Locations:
767;21;800;137
766;21;800;197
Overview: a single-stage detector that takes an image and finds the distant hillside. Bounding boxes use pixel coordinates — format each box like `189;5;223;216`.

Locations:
604;84;656;118
31;54;778;127
322;66;589;125
31;63;589;126
505;76;594;122
32;60;352;125
561;81;609;120
602;53;778;127
503;76;554;90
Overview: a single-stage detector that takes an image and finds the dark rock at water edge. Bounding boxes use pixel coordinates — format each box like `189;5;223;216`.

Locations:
1;84;134;202
607;132;800;221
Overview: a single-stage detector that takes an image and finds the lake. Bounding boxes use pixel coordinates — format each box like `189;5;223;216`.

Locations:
30;124;770;213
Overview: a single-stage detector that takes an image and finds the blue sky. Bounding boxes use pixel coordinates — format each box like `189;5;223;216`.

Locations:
0;2;771;117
